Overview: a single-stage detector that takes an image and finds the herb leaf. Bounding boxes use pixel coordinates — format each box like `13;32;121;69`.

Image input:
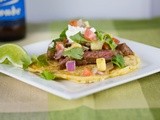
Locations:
40;70;56;80
112;54;125;68
106;37;117;50
31;54;48;67
37;54;48;66
60;27;68;38
96;31;105;41
70;32;87;44
96;31;117;50
63;47;84;60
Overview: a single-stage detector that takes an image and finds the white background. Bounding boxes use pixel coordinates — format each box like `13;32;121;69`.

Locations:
25;0;160;23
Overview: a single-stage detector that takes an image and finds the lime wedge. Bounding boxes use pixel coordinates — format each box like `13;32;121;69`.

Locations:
0;44;31;68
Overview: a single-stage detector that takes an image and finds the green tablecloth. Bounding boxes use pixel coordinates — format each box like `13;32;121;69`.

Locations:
0;18;160;120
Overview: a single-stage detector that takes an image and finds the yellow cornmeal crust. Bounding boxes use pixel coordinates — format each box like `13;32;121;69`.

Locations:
28;54;140;83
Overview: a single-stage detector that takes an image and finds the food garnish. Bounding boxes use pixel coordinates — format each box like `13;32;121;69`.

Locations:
0;19;140;83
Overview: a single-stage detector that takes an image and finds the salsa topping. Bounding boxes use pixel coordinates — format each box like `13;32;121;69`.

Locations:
47;19;134;72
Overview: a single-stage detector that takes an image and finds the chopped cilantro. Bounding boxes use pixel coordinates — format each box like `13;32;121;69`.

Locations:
31;54;48;67
96;31;105;41
70;32;88;44
40;70;56;80
37;54;48;66
96;31;117;50
112;54;125;68
60;27;68;38
106;38;117;50
63;47;84;60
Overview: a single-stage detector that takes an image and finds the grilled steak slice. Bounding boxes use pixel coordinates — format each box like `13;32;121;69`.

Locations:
59;57;71;69
116;43;134;56
58;50;116;69
83;50;114;62
76;60;88;66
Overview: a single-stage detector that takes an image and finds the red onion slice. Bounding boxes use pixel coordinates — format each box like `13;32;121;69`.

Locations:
66;60;76;71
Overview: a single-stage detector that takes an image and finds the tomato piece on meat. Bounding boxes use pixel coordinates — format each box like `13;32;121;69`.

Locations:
84;28;97;41
82;68;92;76
69;20;78;27
56;42;64;51
112;37;120;44
102;42;110;50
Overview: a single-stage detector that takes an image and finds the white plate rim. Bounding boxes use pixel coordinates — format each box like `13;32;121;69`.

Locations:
0;37;160;100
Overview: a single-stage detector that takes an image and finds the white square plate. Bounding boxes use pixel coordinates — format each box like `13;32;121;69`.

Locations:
0;38;160;100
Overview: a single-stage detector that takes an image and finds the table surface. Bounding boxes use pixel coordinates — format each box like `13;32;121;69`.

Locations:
0;18;160;120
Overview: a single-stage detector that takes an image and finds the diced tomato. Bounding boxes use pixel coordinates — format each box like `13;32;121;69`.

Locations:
82;68;92;76
112;37;120;44
69;20;78;27
102;42;110;50
56;42;64;51
84;28;97;41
